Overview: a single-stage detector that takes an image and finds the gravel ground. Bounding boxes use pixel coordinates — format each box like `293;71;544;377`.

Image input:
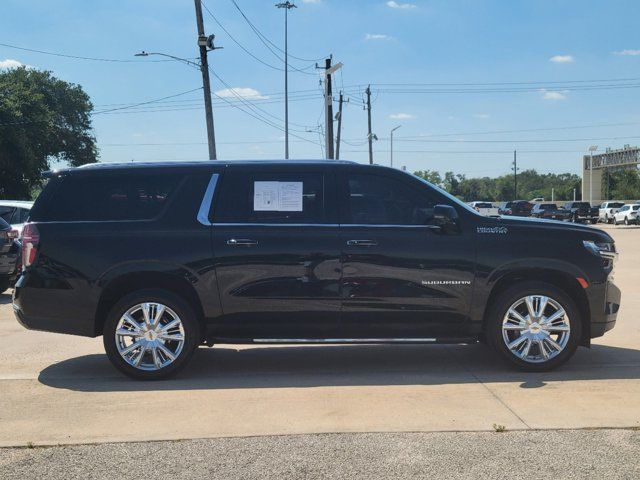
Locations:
1;429;639;479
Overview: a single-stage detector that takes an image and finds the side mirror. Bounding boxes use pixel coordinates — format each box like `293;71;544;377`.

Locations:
433;204;458;224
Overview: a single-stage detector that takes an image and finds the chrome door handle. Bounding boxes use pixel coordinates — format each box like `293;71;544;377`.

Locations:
346;239;378;247
226;238;258;246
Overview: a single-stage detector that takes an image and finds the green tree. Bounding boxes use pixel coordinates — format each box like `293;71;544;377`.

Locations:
0;67;97;199
607;169;640;200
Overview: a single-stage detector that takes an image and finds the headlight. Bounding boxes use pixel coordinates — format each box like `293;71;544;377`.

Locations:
583;240;617;263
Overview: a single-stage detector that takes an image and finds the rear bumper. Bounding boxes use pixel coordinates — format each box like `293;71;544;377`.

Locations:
12;275;97;337
589;280;621;339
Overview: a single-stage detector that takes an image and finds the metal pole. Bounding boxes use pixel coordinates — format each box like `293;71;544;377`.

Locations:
335;92;343;160
324;58;334;159
513;150;517;200
366;85;373;165
590;154;593;205
390;125;401;168
194;0;217;160
276;2;296;159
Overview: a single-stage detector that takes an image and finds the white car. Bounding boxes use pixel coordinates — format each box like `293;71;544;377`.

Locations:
613;204;640;225
599;201;625;224
468;201;500;217
0;200;33;235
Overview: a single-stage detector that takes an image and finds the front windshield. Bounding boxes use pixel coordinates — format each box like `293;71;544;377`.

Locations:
410;172;479;215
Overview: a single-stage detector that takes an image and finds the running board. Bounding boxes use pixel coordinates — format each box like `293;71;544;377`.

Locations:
206;337;479;345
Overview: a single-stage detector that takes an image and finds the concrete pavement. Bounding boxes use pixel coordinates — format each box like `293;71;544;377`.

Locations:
2;429;639;479
0;224;639;447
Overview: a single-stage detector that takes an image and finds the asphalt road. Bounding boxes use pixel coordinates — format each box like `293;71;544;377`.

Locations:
1;429;639;479
0;224;639;448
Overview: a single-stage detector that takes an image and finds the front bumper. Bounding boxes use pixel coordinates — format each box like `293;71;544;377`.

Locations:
589;280;621;339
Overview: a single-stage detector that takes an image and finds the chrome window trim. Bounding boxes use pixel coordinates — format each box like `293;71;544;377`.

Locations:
197;173;220;226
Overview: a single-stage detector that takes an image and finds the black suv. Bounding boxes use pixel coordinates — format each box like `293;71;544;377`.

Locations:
13;161;621;379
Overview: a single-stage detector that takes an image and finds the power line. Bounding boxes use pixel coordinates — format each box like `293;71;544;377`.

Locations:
200;0;288;72
92;87;203;114
0;41;183;63
389;135;640;144
226;0;317;75
229;0;326;63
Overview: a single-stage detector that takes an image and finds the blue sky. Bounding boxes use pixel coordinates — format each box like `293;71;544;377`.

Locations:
2;0;640;177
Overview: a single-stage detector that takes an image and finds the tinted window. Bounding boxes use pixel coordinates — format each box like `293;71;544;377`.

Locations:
214;171;325;224
44;173;182;221
0;207;13;223
344;173;443;225
475;202;493;208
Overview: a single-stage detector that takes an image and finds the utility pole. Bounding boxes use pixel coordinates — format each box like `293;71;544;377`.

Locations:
366;85;373;164
324;58;334;159
512;150;517;200
194;0;217;160
317;58;342;159
276;1;296;159
335;92;345;160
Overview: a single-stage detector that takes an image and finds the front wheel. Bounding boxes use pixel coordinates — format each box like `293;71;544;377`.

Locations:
103;289;200;380
486;282;582;371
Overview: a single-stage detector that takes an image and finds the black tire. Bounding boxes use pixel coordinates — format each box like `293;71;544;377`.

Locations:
614;217;619;225
485;281;582;372
103;289;200;380
624;217;629;226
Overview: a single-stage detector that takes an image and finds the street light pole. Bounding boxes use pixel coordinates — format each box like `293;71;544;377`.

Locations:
390;125;401;168
276;1;297;159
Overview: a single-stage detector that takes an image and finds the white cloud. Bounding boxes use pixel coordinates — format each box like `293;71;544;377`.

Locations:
473;113;490;119
549;55;574;63
365;33;390;40
613;49;640;56
540;89;567;100
0;59;26;70
387;1;417;9
389;113;415;119
215;87;268;100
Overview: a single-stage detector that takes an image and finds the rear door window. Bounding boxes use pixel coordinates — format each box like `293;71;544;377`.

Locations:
214;171;325;224
43;173;182;221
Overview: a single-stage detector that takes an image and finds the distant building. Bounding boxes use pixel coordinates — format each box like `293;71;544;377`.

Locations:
582;145;640;202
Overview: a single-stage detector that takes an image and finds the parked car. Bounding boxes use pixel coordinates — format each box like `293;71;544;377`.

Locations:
13;160;620;379
497;200;533;217
468;201;500;217
0;218;19;294
531;203;571;221
0;200;33;235
563;201;599;224
599;202;625;224
613;204;640;225
531;197;545;202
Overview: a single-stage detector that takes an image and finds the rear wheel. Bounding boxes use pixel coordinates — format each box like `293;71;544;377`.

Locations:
103;289;200;380
486;282;581;371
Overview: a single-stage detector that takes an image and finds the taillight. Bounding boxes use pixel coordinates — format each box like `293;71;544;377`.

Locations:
21;223;40;269
506;209;512;215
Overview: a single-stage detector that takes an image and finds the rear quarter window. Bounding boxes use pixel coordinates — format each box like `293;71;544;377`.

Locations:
38;173;183;222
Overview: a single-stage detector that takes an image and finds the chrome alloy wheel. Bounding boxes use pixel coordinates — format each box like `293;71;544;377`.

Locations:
115;302;185;371
501;295;570;363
